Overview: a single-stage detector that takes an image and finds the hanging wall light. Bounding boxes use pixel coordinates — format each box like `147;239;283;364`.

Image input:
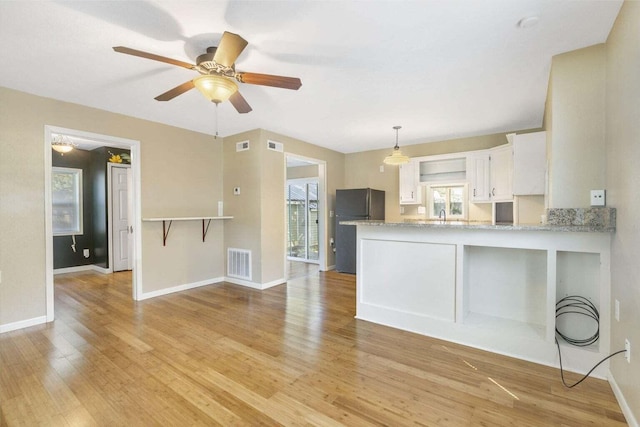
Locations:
51;134;76;155
383;125;409;165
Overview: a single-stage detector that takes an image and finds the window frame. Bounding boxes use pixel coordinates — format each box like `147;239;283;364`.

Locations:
425;182;468;220
52;166;83;236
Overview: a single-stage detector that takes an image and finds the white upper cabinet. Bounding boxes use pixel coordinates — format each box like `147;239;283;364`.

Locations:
513;131;547;195
467;144;513;203
489;144;513;202
399;160;422;204
467;152;491;202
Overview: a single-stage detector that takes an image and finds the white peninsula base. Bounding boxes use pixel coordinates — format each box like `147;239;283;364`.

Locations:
352;222;613;378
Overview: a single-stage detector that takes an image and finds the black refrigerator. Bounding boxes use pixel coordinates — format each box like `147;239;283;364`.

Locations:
335;188;385;273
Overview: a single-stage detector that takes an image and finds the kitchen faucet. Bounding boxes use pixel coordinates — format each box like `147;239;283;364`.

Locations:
439;208;446;222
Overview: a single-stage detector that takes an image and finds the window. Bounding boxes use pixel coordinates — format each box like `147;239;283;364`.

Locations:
52;167;83;235
428;185;466;219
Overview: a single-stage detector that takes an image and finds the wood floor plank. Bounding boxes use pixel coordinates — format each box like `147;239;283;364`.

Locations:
0;270;627;426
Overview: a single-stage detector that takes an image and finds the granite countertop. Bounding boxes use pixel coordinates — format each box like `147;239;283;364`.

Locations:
339;219;614;232
340;208;616;233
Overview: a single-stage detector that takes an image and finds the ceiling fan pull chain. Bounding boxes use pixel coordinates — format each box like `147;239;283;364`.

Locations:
214;102;219;139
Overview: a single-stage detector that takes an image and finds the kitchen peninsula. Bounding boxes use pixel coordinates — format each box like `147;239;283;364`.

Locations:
344;208;616;376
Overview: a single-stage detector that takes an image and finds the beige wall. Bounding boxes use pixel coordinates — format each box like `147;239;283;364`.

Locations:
345;133;518;222
222;130;264;283
0;87;225;326
606;1;640;420
223;129;344;283
547;45;607;208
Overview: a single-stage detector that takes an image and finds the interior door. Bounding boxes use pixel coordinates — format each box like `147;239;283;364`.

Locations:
112;165;131;271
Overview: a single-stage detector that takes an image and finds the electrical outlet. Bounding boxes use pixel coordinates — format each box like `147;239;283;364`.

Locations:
590;190;606;206
615;299;620;321
379;165;384;173
625;339;631;363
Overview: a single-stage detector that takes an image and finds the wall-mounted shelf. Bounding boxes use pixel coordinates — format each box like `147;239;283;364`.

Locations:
142;216;233;246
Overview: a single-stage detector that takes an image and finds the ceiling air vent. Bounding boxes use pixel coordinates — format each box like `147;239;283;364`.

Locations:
236;141;250;152
267;140;283;152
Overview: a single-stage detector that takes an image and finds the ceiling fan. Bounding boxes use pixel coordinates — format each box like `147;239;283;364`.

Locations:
113;31;302;114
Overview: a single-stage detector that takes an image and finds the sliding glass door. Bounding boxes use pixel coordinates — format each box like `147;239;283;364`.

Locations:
287;180;319;261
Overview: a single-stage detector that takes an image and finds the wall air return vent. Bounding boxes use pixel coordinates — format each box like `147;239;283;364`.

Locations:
227;248;252;281
236;141;250;152
267;140;283;152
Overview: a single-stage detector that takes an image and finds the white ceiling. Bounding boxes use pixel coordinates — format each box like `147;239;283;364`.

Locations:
0;1;622;153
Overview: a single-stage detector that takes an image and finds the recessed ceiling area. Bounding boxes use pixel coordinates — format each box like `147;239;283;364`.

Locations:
0;1;622;153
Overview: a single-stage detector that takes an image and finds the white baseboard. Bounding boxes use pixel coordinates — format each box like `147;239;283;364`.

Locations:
137;277;224;301
92;265;112;274
0;316;47;334
325;265;336;271
54;265;112;275
224;277;286;290
609;372;639;427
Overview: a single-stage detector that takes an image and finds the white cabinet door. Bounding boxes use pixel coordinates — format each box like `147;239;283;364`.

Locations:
489;145;513;202
399;160;422;204
513;131;546;195
468;152;491;202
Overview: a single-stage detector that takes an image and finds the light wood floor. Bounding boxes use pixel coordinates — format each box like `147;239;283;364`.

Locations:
287;260;320;280
0;271;627;426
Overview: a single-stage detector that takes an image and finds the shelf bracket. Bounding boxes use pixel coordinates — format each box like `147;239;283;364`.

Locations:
202;219;212;242
162;220;173;246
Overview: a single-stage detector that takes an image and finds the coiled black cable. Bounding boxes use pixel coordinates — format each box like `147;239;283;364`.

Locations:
555;295;626;388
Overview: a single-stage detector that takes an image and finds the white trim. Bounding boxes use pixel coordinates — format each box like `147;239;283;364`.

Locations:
137;277;225;301
0;316;47;334
53;264;112;275
45;126;143;321
92;265;112;274
325;264;336;271
608;373;639;427
224;277;285;290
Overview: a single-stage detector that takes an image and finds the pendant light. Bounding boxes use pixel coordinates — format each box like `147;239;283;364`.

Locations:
383;125;409;165
51;134;76;155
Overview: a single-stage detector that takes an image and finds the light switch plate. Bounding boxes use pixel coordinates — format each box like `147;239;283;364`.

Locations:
590;190;605;206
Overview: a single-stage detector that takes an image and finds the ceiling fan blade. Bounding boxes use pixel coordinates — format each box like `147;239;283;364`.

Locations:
212;31;248;67
155;80;195;101
113;46;195;70
229;91;252;114
236;72;302;90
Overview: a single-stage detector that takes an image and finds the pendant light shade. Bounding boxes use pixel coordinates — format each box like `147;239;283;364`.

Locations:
51;134;76;155
193;75;238;104
383;126;409;165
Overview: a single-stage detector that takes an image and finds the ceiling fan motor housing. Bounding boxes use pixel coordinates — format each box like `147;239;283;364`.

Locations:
196;47;236;77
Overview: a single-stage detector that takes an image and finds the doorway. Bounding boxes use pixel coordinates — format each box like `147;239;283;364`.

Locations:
45;126;142;322
286;179;319;262
285;154;327;280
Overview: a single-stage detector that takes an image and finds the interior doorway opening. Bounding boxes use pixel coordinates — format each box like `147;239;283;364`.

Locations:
45;126;142;322
285;154;327;280
287;179;319;263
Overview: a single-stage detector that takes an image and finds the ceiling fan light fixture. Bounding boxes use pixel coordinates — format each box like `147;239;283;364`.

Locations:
383;126;409;165
51;134;76;154
193;74;238;104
